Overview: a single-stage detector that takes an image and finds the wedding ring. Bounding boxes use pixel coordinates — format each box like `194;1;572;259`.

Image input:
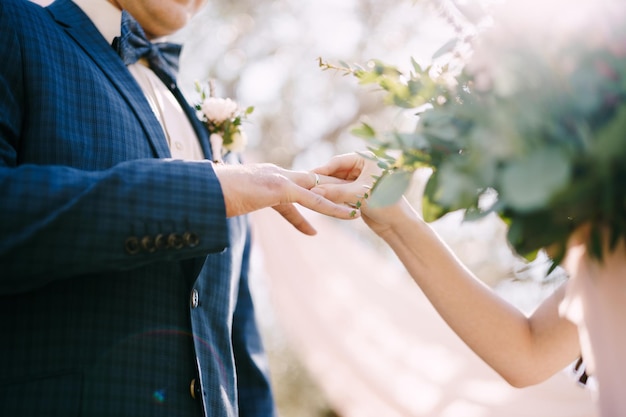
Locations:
313;173;320;187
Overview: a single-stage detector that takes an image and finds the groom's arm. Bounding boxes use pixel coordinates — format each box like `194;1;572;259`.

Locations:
0;0;355;295
0;0;230;293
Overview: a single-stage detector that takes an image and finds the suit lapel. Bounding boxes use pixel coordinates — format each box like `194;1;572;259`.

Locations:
46;0;171;159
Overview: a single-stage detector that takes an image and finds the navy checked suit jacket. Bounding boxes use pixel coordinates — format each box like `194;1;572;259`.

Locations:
0;1;275;416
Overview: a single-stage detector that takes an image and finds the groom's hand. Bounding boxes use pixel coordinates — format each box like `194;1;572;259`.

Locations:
213;162;358;235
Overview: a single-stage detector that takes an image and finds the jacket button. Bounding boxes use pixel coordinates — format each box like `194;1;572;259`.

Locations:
141;235;156;253
167;233;184;249
183;232;200;248
124;236;140;255
155;234;167;250
190;289;199;309
190;378;201;399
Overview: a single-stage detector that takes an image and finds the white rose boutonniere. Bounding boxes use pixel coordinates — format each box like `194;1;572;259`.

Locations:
195;80;254;163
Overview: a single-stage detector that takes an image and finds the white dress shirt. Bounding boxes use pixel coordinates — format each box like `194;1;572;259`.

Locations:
72;0;205;161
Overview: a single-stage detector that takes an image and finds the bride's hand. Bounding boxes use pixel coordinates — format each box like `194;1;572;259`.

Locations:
312;153;412;235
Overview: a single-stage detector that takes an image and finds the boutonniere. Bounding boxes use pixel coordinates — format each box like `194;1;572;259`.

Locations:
195;80;254;163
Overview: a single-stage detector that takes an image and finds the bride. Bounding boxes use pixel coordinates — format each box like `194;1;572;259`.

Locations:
313;152;626;417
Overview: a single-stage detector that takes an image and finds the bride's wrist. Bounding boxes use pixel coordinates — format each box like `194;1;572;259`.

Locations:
372;199;422;237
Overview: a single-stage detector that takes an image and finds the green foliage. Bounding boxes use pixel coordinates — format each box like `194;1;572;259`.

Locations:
328;0;626;264
368;169;413;208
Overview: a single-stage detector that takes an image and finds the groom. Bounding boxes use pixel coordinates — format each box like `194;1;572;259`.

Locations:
0;0;354;416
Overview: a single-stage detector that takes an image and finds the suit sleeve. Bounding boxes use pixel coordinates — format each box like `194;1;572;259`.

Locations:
0;2;230;294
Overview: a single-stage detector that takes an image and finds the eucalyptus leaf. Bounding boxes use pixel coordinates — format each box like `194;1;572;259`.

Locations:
499;148;571;212
368;170;413;208
422;171;448;222
432;38;459;60
422;194;448;222
394;132;429;149
435;162;483;209
351;123;377;139
592;104;626;162
411;57;423;74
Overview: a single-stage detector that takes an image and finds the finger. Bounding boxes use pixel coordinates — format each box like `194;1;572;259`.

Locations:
292;187;360;220
312;182;366;206
315;174;350;186
313;153;363;179
281;170;318;189
272;204;317;236
283;170;348;190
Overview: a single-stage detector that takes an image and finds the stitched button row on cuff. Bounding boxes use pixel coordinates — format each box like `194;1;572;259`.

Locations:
125;232;200;255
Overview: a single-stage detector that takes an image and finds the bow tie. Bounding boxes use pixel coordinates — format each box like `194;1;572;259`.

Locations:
112;10;182;85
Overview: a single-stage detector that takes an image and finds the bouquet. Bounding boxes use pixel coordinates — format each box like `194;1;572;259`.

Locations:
323;0;626;266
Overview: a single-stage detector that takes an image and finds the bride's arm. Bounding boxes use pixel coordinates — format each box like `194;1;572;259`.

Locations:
314;153;580;387
377;201;579;387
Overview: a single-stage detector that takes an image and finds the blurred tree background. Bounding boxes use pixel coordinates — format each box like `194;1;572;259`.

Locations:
179;0;455;168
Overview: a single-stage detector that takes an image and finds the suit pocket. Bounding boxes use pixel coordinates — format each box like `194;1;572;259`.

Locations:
0;370;82;417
